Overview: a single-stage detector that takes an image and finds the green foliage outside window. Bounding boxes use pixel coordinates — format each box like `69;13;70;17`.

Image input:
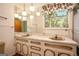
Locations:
44;9;68;28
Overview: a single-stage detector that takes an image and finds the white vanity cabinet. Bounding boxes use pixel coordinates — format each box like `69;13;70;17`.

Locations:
15;35;77;56
15;37;29;56
43;42;76;56
29;39;42;56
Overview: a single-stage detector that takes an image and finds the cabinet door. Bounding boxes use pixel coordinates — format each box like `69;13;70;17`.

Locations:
30;51;41;56
16;42;21;54
22;44;29;56
44;49;55;56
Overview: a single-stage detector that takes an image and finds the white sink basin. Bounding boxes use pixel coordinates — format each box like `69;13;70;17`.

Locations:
49;35;64;40
21;34;30;37
15;32;30;37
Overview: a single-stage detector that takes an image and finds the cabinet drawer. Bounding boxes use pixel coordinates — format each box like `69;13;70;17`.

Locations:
16;39;28;42
44;49;55;56
30;40;41;45
44;43;73;51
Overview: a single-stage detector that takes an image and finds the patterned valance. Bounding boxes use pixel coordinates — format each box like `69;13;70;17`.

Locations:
42;3;75;11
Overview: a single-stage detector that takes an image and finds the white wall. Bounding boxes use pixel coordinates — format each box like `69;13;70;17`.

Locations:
15;3;73;39
0;4;15;55
74;10;79;47
28;11;73;39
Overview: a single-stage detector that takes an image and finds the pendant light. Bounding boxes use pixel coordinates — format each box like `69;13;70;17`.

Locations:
30;3;35;12
22;3;27;16
36;12;40;16
14;6;19;18
30;15;34;19
18;15;22;19
36;8;40;16
30;9;34;20
22;16;27;21
14;13;19;18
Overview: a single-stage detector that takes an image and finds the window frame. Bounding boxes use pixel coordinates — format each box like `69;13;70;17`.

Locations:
43;9;70;30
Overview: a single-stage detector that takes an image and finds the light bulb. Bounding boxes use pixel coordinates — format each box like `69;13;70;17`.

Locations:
30;15;34;19
18;16;21;19
22;11;27;16
49;11;51;14
14;13;19;18
30;6;35;12
36;12;40;16
22;17;27;21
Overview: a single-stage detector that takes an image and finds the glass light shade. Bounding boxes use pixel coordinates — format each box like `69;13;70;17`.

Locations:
36;12;40;16
30;6;35;12
49;11;51;14
14;13;19;18
30;15;34;19
22;11;27;16
18;16;21;19
22;17;27;21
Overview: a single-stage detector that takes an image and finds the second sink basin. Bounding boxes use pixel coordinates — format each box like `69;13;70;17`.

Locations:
49;35;64;40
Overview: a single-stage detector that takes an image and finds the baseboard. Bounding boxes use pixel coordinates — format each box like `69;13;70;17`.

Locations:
13;53;23;56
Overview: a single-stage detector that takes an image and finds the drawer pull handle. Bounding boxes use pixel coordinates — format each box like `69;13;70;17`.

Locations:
30;46;41;51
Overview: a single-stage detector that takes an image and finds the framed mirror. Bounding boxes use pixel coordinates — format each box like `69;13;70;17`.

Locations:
14;18;27;32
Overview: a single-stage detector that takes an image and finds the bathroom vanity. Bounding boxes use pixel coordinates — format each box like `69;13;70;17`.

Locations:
13;3;77;56
15;33;77;56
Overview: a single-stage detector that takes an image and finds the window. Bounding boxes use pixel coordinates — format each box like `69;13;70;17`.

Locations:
44;9;68;29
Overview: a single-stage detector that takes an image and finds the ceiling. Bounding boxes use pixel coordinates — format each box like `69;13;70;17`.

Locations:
14;3;45;11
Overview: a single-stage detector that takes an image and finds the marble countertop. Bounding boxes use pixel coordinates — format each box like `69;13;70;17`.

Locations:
15;33;77;45
26;35;77;45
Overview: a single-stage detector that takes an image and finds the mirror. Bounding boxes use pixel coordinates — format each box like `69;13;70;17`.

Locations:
14;18;27;32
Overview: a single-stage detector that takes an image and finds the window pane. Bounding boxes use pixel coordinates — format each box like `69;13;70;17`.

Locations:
44;13;50;27
44;9;68;28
